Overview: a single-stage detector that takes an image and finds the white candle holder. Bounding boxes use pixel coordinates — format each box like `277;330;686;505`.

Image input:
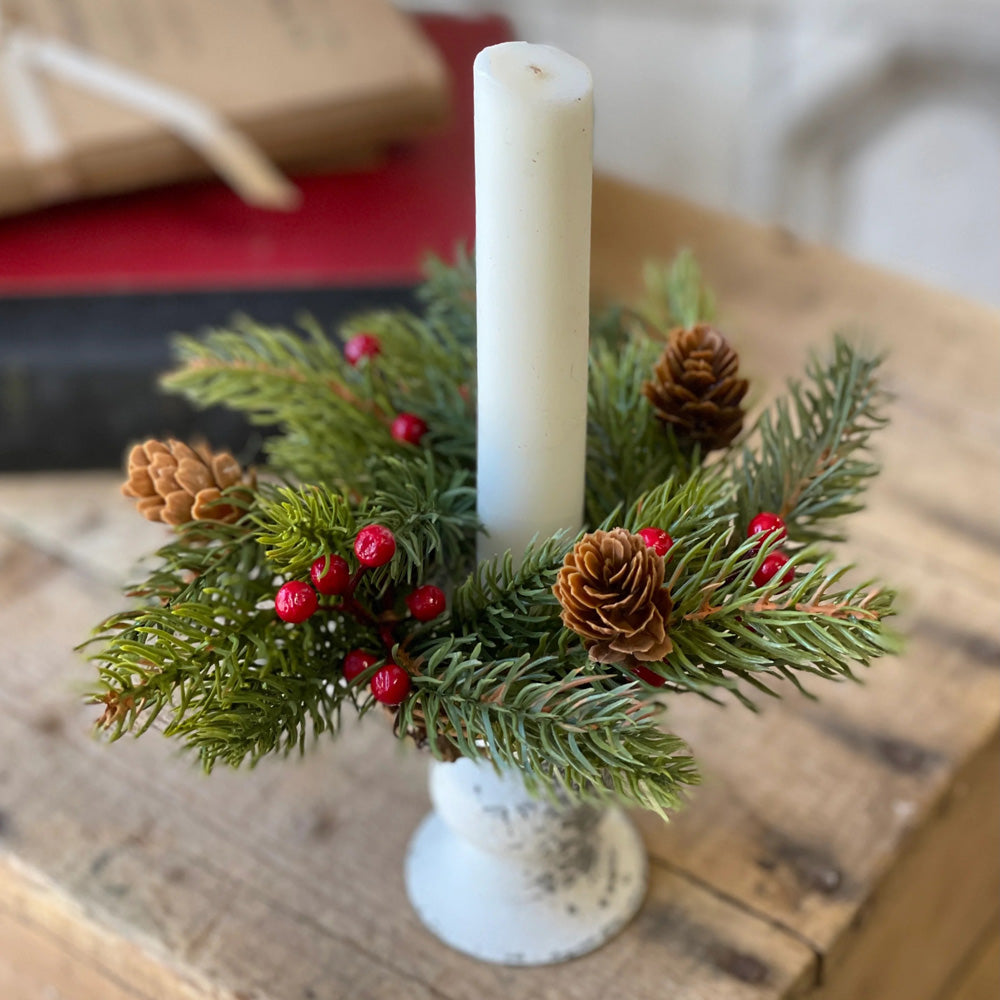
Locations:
405;757;648;965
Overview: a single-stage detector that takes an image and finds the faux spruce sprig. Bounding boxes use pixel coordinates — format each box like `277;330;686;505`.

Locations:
83;251;897;817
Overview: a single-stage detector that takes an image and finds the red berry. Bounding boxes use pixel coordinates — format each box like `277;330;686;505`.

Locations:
753;552;794;588
344;333;381;366
391;412;428;446
637;527;674;557
371;663;411;705
275;581;318;623
628;662;667;687
406;584;446;622
747;512;787;546
353;525;396;567
343;648;378;683
310;554;351;595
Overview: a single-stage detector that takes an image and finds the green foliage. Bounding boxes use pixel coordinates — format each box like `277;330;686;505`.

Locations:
163;317;389;487
84;250;898;817
255;456;478;590
397;640;698;817
338;309;476;467
586;332;687;525
585;250;720;524
254;483;357;578
661;533;898;706
83;507;356;769
360;454;479;588
734;334;888;544
417;246;477;347
450;533;572;657
163;309;476;488
638;249;716;330
620;468;733;543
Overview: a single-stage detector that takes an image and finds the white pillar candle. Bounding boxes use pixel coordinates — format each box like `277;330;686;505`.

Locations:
474;42;593;563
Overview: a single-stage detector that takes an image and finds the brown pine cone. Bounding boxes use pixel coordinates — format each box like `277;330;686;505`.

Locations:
553;528;673;664
121;438;252;526
643;324;748;451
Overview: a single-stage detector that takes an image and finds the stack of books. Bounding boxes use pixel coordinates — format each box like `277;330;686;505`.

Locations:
0;9;510;468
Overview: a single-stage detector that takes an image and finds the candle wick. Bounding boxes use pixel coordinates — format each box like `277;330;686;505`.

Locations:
528;64;547;79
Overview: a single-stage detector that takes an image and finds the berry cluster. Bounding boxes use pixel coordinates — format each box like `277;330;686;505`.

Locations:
273;521;446;706
343;333;429;447
746;511;794;587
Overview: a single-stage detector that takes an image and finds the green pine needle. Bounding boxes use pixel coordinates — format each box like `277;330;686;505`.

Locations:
586;333;689;525
735;334;889;543
639;250;716;330
450;534;572;656
399;641;699;817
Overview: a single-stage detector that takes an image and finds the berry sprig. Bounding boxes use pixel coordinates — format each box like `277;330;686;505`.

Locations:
629;663;668;688
753;552;793;588
746;511;794;587
747;511;786;546
273;522;450;706
370;663;411;705
274;523;397;630
342;333;430;448
343;332;381;366
343;648;379;683
354;525;397;567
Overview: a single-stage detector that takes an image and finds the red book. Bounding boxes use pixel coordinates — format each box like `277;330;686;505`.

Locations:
0;15;510;469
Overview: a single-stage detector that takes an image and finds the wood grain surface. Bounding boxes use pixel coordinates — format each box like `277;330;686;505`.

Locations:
0;178;996;999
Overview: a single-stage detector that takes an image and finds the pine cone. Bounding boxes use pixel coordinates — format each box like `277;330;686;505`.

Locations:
553;528;673;664
643;324;748;451
121;438;252;525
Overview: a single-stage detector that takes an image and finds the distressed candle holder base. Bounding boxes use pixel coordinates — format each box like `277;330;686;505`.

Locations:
405;757;648;965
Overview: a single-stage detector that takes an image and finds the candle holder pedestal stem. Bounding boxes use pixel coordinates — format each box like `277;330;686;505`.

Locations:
405;757;648;965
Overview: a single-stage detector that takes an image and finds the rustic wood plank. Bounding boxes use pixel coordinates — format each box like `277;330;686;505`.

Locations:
0;908;145;1000
633;574;1000;950
809;732;999;1000
0;860;210;1000
0;470;153;587
943;927;1000;1000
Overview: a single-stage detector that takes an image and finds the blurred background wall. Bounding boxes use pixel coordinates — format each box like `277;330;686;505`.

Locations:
403;0;1000;306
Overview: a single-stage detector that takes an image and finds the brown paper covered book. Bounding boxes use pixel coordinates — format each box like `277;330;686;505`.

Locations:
0;0;449;215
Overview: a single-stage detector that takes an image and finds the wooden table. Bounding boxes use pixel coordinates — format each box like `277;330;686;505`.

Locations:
1;178;997;1000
